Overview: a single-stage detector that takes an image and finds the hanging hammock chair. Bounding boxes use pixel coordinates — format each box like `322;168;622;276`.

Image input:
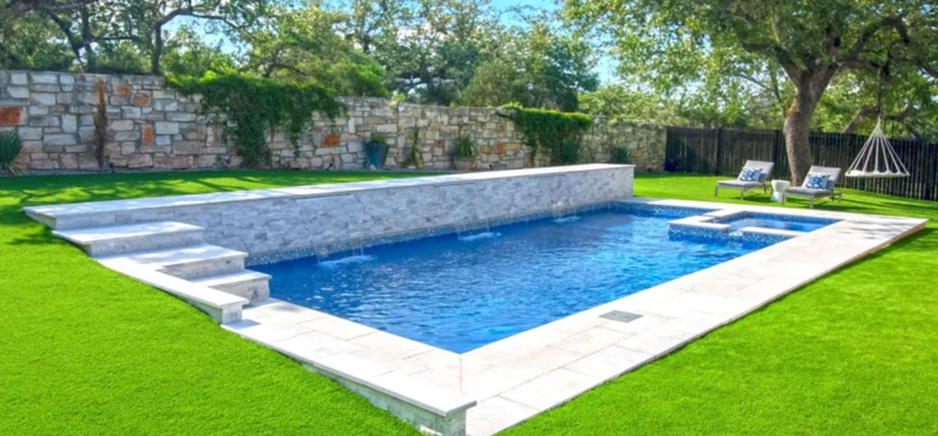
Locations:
845;116;910;179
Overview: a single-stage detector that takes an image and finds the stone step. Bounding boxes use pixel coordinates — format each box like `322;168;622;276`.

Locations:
192;270;272;302
117;244;248;280
53;221;204;257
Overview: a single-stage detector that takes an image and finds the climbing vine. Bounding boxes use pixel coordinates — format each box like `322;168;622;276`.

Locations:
170;74;343;167
498;104;592;165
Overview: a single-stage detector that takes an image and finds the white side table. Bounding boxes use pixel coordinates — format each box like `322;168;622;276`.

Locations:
771;180;790;202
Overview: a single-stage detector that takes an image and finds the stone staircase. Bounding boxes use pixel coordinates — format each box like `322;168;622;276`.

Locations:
55;221;270;301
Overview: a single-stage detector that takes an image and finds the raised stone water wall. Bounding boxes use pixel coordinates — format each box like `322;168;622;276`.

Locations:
0;70;666;173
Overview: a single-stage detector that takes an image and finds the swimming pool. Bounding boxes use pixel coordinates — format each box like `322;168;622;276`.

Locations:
256;208;772;353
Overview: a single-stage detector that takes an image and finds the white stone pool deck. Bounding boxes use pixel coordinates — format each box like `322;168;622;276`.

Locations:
222;198;926;436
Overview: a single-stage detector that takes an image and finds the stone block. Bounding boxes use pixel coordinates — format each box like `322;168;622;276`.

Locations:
30;93;56;106
167;112;196;122
132;93;151;106
61;115;77;133
195;155;217;167
323;134;341;147
128;154;154;168
29;72;58;84
7;86;29;99
43;133;78;146
113;131;140;142
109;96;130;106
109;120;134;131
142;125;154;145
153;99;178;111
65;145;87;153
155;121;179;135
173;141;202;155
155;135;172;146
0;107;25;126
18;127;42;140
30;84;60;93
60;75;75;86
10;72;27;86
122;107;142;119
154;155;192;169
114;85;132;97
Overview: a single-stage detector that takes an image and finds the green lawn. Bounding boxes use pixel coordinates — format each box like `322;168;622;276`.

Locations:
1;171;936;435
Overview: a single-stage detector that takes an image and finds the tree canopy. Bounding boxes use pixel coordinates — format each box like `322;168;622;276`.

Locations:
567;0;938;181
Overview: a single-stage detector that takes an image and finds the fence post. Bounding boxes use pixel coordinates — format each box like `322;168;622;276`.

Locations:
714;128;723;175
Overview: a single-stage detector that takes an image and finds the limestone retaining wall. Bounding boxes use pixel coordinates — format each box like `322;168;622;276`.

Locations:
0;70;665;173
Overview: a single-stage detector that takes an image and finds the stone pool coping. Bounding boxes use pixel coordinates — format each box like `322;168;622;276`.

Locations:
223;198;926;436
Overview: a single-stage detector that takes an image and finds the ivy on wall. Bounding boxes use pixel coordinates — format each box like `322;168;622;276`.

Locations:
170;74;343;167
498;103;593;165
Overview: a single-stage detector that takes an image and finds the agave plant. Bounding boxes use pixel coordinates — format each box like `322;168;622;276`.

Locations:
0;131;25;176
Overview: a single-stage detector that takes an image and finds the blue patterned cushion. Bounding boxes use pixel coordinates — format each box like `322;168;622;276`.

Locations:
804;173;831;190
738;167;763;182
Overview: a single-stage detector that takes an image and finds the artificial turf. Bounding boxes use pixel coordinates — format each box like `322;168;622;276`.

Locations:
0;171;936;435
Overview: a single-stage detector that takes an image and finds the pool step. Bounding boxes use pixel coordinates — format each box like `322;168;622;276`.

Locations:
192;270;271;301
114;244;248;280
54;221;204;257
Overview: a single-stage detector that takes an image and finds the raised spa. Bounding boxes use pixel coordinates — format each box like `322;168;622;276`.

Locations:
254;206;831;353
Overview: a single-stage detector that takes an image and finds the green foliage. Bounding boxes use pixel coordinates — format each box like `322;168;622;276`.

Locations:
243;4;388;97
170;74;343;167
557;139;585;165
610;147;633;165
452;135;477;159
0;131;24;175
460;23;598;112
370;134;387;144
499;104;593;165
0;11;72;71
162;27;238;79
404;127;423;168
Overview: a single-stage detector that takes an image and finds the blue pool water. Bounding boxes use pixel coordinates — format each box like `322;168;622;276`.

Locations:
256;210;764;353
717;213;836;233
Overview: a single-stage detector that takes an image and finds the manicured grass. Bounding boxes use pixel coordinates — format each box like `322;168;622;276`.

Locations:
0;171;427;436
505;174;938;436
1;171;936;435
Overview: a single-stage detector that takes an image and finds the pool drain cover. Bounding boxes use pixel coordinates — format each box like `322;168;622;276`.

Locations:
601;310;643;323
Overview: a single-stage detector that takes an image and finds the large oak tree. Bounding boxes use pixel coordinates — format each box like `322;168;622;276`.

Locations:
566;0;938;183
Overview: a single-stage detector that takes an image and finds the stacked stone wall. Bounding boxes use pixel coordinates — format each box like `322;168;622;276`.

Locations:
0;70;665;173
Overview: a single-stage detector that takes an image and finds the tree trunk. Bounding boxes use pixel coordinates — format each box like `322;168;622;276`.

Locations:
151;24;163;75
783;86;821;186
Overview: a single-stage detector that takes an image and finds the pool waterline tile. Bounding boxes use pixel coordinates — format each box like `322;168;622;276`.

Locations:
228;197;925;436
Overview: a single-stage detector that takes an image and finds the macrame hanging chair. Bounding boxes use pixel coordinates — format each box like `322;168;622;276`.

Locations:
845;116;910;179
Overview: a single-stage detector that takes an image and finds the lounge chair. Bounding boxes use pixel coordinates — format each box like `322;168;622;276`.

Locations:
782;166;843;209
714;160;775;200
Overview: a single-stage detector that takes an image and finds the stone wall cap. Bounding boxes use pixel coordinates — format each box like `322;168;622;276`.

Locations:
24;165;635;224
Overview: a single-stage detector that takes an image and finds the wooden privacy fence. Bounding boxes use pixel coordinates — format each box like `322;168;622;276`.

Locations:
665;126;938;202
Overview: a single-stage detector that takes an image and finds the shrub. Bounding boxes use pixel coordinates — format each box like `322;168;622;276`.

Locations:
404;127;424;168
370;134;386;144
452;135;477;159
558;138;584;165
170;74;343;168
610;146;633;164
497;104;592;165
0;132;25;176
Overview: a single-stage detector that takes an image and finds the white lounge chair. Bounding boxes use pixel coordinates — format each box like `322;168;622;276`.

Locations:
715;160;775;200
782;166;843;209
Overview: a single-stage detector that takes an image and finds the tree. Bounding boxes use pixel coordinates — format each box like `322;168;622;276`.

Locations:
120;0;268;74
241;4;387;97
460;23;598;111
567;0;938;184
160;26;237;78
0;7;73;70
342;0;501;105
